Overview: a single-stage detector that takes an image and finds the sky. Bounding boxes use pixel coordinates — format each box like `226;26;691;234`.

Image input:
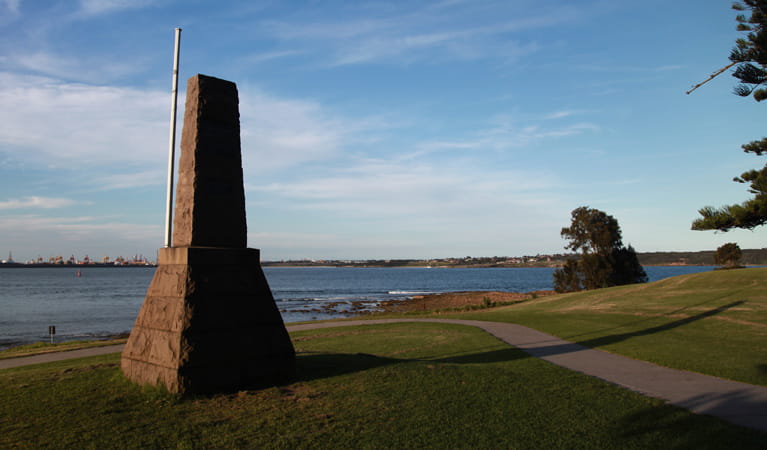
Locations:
1;0;766;262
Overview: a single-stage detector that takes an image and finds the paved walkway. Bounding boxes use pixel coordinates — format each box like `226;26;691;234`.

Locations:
2;318;765;433
0;344;127;369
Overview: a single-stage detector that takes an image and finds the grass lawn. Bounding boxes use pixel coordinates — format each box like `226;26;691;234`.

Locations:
445;267;767;386
1;322;765;448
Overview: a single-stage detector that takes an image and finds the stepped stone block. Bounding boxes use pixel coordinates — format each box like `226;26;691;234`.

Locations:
121;75;295;394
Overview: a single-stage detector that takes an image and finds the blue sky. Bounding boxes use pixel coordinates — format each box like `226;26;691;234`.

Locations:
1;0;765;262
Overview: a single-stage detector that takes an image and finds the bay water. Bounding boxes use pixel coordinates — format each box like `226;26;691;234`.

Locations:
0;265;715;349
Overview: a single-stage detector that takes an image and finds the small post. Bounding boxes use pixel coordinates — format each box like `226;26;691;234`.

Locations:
48;325;56;344
164;27;182;248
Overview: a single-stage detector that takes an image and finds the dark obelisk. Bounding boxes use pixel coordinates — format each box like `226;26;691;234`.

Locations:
121;74;295;394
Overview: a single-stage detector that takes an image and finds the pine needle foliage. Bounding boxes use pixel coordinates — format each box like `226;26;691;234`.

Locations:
691;1;767;233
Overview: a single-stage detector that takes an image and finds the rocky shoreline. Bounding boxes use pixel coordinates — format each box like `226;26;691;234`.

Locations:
375;290;556;313
2;291;553;352
281;290;557;318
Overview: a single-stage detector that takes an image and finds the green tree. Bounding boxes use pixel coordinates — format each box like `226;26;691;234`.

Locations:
715;242;744;268
560;206;622;255
553;207;647;293
552;259;582;292
690;1;767;232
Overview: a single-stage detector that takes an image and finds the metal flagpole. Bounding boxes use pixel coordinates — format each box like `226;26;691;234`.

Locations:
164;28;182;248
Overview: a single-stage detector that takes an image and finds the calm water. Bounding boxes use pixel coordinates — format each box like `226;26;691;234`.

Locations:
0;265;716;349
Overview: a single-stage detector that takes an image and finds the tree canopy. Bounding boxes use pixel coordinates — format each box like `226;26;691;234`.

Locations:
560;206;622;255
715;242;744;269
553;207;647;293
690;1;767;233
687;1;767;99
692;136;767;231
730;0;767;101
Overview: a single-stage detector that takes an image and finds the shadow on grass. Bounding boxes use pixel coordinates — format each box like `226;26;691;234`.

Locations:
292;300;744;381
575;301;744;349
294;352;401;382
434;348;526;365
293;347;527;382
561;299;746;343
620;388;767;444
511;301;745;359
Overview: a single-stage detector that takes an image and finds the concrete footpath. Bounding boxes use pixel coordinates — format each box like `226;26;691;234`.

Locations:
2;318;765;433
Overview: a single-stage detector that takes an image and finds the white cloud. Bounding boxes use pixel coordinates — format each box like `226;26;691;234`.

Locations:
0;214;161;252
480;115;600;147
238;86;372;173
249;229;455;260
7;50;147;83
0;196;76;210
575;63;687;74
263;3;576;67
248;231;344;250
0;72;168;167
416;114;600;155
0;72;368;177
91;169;167;190
264;17;394;41
3;0;19;14
78;0;158;16
544;110;585;120
332;30;463;66
243;50;303;65
0;0;21;26
247;155;570;259
253;158;562;223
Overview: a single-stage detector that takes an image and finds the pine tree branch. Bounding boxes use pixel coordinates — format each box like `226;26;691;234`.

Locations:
686;61;738;95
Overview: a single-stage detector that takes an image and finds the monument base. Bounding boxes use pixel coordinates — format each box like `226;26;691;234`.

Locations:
121;247;295;394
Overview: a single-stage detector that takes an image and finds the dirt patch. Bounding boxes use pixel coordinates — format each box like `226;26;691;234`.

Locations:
375;290;555;313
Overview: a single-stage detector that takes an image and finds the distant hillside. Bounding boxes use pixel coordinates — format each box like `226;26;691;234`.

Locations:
261;249;767;268
638;249;767;266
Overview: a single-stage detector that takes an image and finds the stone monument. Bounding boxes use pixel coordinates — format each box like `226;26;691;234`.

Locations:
121;74;295;394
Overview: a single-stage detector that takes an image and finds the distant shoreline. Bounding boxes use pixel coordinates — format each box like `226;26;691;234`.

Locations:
4;247;767;269
0;262;740;269
0;263;156;268
261;263;716;269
